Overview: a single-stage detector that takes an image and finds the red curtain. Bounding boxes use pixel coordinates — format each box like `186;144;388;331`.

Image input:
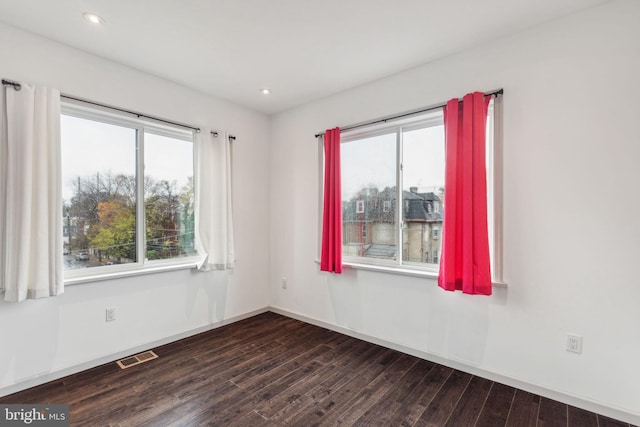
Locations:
320;127;343;273
438;92;492;295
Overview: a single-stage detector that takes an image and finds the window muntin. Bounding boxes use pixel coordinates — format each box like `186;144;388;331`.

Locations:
61;105;197;277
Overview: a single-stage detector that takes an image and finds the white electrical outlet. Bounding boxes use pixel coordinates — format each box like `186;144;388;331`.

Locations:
106;308;116;322
281;277;287;289
566;334;583;353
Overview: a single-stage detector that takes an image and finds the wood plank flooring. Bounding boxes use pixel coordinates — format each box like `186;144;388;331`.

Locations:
0;312;634;426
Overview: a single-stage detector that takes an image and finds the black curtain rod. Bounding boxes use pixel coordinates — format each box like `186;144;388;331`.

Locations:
3;78;201;133
62;94;201;133
314;88;503;138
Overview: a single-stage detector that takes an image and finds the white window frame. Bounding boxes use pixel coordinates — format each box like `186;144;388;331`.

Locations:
319;98;505;286
340;111;444;274
61;101;200;284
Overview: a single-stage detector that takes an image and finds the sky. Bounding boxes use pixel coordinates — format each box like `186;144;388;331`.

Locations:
341;125;445;200
61;114;193;202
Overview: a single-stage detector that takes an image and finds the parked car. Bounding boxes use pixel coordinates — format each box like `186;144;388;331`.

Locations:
63;248;71;255
75;252;90;261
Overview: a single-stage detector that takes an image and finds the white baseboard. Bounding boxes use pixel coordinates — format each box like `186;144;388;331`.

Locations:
2;305;637;426
269;306;640;426
0;307;269;398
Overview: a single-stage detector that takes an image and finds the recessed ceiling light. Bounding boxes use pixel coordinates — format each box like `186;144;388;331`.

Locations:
83;12;105;25
260;88;271;95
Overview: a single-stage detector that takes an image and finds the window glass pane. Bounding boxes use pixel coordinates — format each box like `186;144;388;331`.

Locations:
144;132;195;261
401;125;445;265
61;115;137;270
341;133;397;260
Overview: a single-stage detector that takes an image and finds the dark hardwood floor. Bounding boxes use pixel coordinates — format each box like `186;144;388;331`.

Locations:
0;312;634;426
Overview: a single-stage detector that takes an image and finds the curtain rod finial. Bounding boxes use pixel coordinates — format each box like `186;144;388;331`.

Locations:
2;79;21;91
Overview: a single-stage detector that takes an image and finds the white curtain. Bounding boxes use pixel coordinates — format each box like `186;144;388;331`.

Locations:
194;130;235;270
1;83;63;301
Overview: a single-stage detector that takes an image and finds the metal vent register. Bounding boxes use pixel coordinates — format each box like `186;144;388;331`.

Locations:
116;350;158;369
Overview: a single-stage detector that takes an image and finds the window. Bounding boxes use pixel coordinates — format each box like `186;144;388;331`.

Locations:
61;104;197;278
339;102;496;274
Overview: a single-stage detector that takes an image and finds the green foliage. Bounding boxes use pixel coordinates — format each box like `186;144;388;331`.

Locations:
90;201;136;261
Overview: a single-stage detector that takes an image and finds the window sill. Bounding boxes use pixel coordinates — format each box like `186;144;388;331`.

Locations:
317;260;507;288
64;260;199;286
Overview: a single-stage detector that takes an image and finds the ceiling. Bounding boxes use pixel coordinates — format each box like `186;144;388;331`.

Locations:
0;0;607;115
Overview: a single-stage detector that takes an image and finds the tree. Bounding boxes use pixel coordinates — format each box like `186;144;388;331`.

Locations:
179;177;195;253
90;200;136;261
65;171;137;252
66;170;194;262
145;179;181;259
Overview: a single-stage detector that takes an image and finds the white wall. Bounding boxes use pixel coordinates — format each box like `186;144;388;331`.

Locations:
270;0;640;422
2;1;640;422
0;23;270;393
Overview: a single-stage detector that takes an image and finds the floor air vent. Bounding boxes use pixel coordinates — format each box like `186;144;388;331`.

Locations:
116;350;158;369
